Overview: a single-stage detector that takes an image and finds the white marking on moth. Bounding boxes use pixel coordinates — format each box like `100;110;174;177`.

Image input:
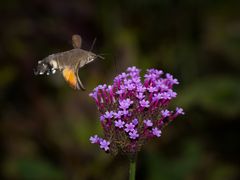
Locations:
52;69;56;74
38;61;42;64
50;60;58;69
88;56;94;63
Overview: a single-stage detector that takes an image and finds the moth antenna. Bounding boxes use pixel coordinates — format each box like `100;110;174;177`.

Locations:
88;38;105;60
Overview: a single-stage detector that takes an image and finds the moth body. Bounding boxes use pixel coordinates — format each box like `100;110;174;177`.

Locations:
34;35;100;90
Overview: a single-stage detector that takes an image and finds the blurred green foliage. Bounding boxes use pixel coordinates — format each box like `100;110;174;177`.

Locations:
0;0;239;179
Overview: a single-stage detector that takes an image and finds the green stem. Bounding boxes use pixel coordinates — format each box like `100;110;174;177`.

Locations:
129;155;136;180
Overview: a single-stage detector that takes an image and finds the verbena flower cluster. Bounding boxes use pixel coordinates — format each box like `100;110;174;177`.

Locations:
89;66;184;155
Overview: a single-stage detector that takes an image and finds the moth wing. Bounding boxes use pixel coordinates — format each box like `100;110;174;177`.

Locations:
62;67;85;90
72;34;82;49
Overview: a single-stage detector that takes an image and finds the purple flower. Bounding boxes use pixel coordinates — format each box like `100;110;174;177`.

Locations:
147;86;158;93
100;115;105;122
120;84;127;91
114;111;123;119
136;92;145;99
97;84;107;90
118;72;128;79
115;119;125;128
144;73;157;80
127;66;140;73
168;89;177;98
147;69;163;76
116;89;124;95
140;99;150;108
104;111;114;119
90;135;100;144
161;110;170;117
166;73;179;85
89;66;184;154
176;107;185;115
100;139;110;151
122;109;129;115
156;82;169;91
132;118;138;125
144;119;153;127
124;79;132;85
161;92;171;100
152;93;162;101
125;123;135;132
152;127;161;137
132;77;141;84
129;129;139;139
137;86;146;93
119;98;133;110
126;83;135;91
89;92;98;100
107;85;113;90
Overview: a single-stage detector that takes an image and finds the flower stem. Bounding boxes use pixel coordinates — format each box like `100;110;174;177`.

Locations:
129;155;136;180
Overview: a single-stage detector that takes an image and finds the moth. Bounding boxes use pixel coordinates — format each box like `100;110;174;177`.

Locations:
34;34;102;90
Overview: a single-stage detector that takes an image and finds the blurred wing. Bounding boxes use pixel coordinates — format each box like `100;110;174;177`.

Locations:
62;67;85;90
72;34;82;49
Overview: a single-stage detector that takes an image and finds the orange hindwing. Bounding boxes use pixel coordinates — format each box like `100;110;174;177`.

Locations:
62;67;79;89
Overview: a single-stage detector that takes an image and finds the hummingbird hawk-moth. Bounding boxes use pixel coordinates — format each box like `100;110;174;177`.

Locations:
34;34;102;90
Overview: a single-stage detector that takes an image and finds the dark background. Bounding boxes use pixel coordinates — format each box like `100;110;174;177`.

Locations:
0;0;240;179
